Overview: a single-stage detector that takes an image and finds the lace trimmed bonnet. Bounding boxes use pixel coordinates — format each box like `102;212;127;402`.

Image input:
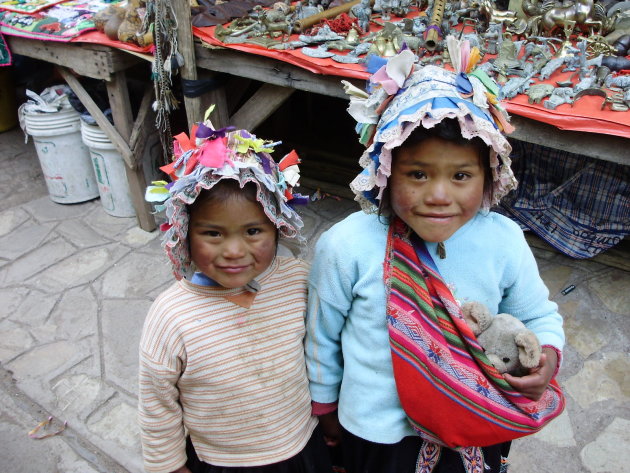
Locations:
344;36;518;212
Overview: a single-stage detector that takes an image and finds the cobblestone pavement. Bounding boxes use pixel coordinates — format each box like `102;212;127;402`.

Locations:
0;126;629;472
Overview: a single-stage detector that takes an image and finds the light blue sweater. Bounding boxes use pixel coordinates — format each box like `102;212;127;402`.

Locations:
305;210;564;444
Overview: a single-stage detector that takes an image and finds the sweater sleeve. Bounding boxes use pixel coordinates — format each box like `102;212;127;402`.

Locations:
304;229;354;404
138;308;187;473
499;231;565;353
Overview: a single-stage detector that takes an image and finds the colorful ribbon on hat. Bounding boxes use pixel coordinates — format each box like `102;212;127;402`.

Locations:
145;107;306;213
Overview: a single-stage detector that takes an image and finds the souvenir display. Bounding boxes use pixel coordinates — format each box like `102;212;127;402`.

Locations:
191;0;630;115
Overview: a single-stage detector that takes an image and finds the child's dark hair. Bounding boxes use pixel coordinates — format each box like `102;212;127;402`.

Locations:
378;119;493;218
189;179;258;214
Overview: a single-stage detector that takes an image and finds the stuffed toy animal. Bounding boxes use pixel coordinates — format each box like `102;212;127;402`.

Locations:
461;301;542;376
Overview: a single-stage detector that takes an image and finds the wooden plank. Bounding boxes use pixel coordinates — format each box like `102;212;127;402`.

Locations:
194;71;230;128
171;0;201;128
7;36;139;80
106;47;145;73
230;83;294;131
57;67;134;168
129;89;156;157
194;44;360;99
509;116;629;166
123;163;157;231
225;76;252;115
106;71;134;140
116;85;158;232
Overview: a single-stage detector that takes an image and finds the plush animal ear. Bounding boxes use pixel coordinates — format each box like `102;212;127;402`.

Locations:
461;301;492;335
514;330;542;369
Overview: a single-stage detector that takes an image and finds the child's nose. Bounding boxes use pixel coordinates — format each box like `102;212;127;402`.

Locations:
425;180;451;205
222;238;246;258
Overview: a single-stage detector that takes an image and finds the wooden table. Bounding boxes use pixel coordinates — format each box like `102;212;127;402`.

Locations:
7;36;157;231
189;42;629;167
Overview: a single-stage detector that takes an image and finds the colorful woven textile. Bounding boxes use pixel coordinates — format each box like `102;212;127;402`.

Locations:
0;0;118;41
0;31;10;65
499;141;629;259
0;0;66;14
384;217;565;448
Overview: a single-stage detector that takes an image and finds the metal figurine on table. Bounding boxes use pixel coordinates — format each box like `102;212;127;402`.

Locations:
350;0;372;32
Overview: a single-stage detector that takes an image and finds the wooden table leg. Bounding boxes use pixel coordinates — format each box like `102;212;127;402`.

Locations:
230;83;294;132
195;71;230;128
106;70;156;231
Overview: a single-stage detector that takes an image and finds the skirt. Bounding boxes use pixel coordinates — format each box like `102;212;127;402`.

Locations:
340;427;511;473
185;425;333;473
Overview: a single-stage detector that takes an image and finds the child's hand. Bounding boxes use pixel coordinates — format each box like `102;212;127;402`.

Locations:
503;347;558;401
318;411;342;447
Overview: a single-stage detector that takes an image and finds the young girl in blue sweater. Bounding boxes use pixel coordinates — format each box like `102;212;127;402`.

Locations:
305;40;565;473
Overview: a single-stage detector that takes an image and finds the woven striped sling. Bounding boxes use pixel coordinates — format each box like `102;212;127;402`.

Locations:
385;218;565;452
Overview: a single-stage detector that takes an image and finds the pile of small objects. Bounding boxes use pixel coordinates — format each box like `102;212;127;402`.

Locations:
209;0;630;111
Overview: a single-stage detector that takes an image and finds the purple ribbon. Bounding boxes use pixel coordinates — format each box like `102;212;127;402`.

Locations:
258;153;274;174
196;123;235;140
424;24;442;37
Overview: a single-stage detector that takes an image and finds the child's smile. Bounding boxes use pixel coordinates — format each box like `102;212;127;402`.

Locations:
188;195;277;288
389;136;485;243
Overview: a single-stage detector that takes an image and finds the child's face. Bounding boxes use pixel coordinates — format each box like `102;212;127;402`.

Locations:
188;195;277;288
389;136;485;243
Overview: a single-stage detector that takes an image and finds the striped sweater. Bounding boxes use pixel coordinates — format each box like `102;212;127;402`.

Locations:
138;256;317;473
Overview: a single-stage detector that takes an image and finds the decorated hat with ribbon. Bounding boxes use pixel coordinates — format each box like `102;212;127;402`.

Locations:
146;107;307;279
343;35;518;212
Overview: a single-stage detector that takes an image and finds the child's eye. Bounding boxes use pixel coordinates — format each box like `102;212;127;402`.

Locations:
410;171;426;180
247;228;262;236
203;230;221;237
454;172;471;181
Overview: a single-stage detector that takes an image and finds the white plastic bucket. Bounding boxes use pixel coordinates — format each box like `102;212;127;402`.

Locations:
81;121;135;218
24;107;99;204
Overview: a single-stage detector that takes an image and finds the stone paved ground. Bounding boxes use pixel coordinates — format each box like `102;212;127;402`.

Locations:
0;125;629;473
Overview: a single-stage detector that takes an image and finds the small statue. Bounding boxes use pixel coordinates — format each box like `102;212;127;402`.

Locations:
561;44;582;71
393;0;412;17
350;0;372;32
379;0;399;21
298;24;344;44
573;76;596;93
494;35;521;71
301;44;335;57
539;56;566;80
296;0;322;19
483;22;503;54
499;76;535;100
369;22;403;56
260;4;293;39
474;0;517;30
539;0;603;36
543;86;575;109
411;16;428;35
527;83;555;103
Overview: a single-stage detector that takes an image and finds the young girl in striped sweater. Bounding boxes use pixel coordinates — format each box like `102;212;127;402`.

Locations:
138;126;330;473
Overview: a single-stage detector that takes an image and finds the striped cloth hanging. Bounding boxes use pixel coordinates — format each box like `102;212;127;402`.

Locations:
385;217;565;450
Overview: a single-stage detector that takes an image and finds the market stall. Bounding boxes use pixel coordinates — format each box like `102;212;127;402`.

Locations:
2;0;628;235
1;0;158;230
174;0;629;164
159;0;628;260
